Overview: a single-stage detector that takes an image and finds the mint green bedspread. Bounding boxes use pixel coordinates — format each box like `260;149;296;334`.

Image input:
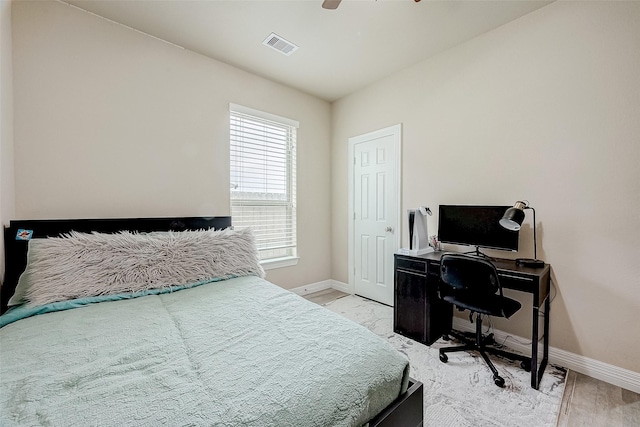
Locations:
0;276;409;426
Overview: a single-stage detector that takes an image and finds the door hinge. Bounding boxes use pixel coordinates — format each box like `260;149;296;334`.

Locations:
353;157;356;165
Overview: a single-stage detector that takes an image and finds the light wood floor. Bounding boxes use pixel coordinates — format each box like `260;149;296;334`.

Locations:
303;288;349;306
557;370;640;426
303;289;640;427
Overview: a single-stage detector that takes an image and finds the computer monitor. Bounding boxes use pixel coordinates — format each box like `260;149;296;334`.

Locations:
438;205;519;252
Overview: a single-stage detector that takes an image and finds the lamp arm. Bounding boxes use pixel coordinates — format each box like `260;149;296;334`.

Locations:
526;206;537;260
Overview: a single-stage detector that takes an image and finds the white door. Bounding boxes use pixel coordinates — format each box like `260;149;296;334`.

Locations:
349;124;401;306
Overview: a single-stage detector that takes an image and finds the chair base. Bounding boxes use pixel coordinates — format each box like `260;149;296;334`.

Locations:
439;314;530;387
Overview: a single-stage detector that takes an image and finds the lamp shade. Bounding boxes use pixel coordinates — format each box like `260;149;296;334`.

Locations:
499;202;526;231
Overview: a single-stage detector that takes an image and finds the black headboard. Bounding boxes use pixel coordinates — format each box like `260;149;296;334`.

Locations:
1;216;232;314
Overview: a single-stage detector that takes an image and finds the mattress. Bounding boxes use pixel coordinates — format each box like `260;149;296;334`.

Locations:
0;275;409;426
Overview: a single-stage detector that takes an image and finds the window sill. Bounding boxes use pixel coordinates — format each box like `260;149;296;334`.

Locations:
260;256;299;271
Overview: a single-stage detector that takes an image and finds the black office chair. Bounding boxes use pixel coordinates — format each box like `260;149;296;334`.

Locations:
438;253;528;387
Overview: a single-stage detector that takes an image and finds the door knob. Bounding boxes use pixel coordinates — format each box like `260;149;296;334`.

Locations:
385;226;393;233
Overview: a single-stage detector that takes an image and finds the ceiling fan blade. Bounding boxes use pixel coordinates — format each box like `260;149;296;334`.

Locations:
322;0;341;10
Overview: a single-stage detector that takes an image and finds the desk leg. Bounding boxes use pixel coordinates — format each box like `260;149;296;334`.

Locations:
537;295;551;388
531;305;540;389
530;296;551;390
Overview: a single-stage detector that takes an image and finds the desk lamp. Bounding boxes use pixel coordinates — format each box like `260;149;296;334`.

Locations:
499;201;545;268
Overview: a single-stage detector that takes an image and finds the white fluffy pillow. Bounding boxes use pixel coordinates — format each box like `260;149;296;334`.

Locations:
15;228;265;307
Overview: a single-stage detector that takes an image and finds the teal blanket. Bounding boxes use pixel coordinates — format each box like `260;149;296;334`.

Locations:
0;276;409;426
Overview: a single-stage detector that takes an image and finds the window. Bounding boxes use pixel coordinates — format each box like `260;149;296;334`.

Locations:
229;104;298;268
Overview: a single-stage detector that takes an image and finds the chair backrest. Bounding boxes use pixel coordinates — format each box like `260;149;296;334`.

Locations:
440;253;502;297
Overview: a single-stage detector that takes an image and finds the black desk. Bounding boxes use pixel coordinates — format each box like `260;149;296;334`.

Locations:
394;251;550;390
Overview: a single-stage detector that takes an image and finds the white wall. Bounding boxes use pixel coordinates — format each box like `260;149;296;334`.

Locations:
331;1;640;372
12;0;332;290
0;0;15;283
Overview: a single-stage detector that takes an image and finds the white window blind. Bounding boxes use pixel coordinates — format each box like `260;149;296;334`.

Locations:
230;104;298;262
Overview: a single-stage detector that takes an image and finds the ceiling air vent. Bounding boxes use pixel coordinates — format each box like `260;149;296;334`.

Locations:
262;33;299;56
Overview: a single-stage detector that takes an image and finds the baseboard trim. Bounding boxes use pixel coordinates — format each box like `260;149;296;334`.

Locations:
452;318;640;394
289;279;352;296
288;280;333;296
550;347;640;395
329;280;350;294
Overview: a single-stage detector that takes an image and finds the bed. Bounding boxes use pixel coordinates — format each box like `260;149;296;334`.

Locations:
0;217;423;427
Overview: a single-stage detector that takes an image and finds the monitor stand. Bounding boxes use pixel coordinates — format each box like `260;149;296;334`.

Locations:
464;246;492;259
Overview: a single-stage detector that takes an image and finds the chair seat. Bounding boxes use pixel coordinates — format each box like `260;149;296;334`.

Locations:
443;292;521;319
438;253;525;387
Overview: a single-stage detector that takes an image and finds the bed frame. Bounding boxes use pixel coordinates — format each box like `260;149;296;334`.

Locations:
1;216;423;427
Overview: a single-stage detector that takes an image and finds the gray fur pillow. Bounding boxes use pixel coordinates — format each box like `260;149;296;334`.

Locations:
14;228;265;307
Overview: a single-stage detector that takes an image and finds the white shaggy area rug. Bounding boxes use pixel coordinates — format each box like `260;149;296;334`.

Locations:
323;295;566;427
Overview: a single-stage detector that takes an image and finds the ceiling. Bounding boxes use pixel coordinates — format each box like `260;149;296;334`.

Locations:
66;0;553;102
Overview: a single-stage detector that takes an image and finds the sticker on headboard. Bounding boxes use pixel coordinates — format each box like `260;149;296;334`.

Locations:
16;229;34;241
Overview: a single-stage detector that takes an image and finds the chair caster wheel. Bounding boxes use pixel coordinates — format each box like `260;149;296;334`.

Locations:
521;360;531;372
439;353;448;363
494;376;505;388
